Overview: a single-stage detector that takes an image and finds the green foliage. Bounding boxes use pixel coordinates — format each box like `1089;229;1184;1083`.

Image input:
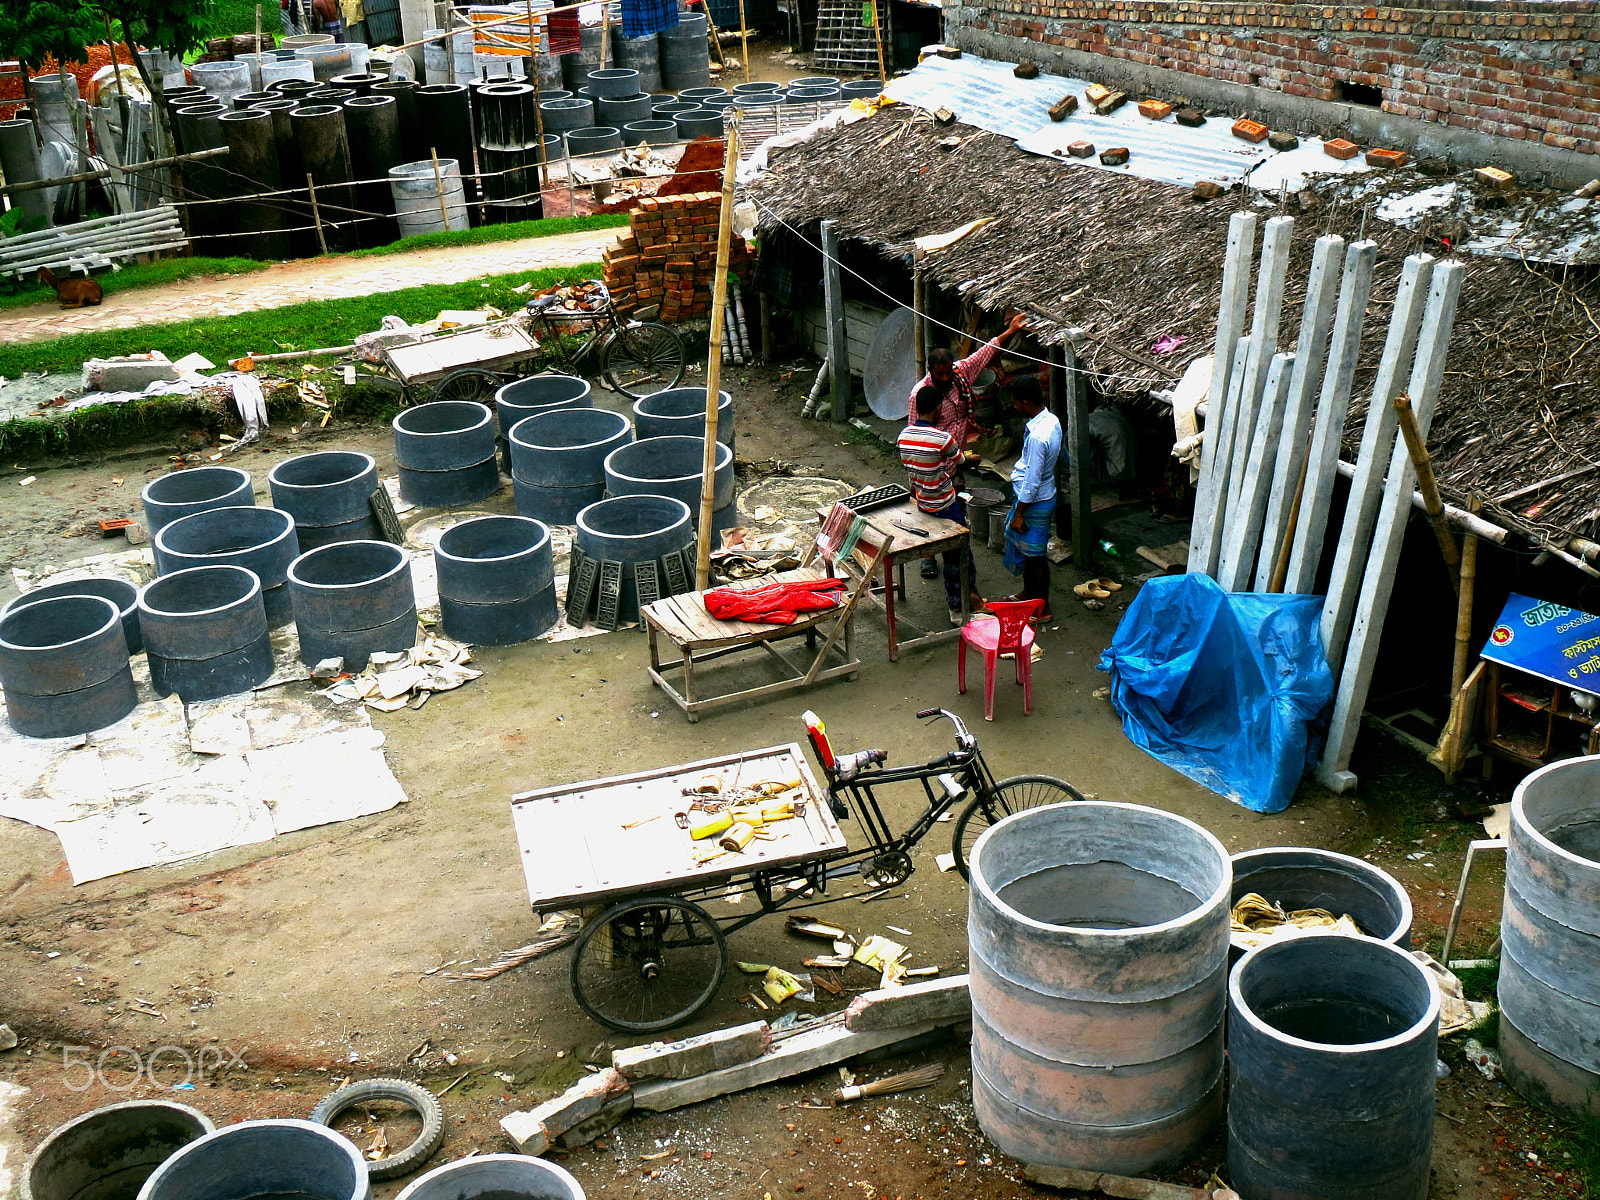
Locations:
345;214;631;259
0;261;605;378
0;208;49;240
1552;1114;1600;1197
101;0;217;61
203;0;262;38
1454;961;1499;1004
0;0;102;71
0;256;270;310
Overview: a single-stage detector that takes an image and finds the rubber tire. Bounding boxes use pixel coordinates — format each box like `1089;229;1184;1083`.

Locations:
602;322;686;399
570;894;727;1033
951;773;1085;880
308;1076;445;1181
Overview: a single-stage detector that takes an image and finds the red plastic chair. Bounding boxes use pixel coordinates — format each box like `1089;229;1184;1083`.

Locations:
957;599;1043;721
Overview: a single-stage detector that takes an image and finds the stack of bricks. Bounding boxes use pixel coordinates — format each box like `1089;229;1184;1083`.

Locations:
601;193;754;324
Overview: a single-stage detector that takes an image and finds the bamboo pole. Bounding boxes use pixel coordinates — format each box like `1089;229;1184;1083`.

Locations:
526;0;548;191
430;150;451;230
1394;390;1461;592
254;3;263;54
1450;494;1480;699
696;127;740;591
306;173;330;255
738;0;751;83
0;146;231;197
872;0;888;85
1267;452;1310;593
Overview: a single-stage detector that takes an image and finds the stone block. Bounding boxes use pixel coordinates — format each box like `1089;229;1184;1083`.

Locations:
1014;60;1039;78
499;1109;550;1157
1099;146;1130;165
1066;140;1096;158
1048;95;1078;121
525;1067;631;1139
612;1020;772;1081
83;351;180;392
1174;107;1206;126
1268;130;1300;150
1192;180;1225;199
1093;90;1127;115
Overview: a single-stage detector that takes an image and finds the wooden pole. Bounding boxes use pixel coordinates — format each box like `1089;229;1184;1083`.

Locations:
821;218;848;422
738;0;751;83
872;0;888;85
1063;331;1091;565
695;127;740;591
430;149;452;230
600;2;611;73
912;248;926;376
1394;389;1461;593
306;172;329;255
1450;494;1481;697
103;20;127;104
525;0;548;191
1267;452;1309;593
254;3;263;52
701;3;729;66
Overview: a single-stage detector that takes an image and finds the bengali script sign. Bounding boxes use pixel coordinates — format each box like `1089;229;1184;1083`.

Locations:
1482;592;1600;690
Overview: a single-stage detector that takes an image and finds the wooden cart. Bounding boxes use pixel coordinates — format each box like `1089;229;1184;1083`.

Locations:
376;320;542;404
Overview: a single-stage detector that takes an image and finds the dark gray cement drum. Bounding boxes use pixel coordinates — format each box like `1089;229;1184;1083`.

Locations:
141;466;254;533
575;495;693;624
436;516;558;644
392;401;499;507
288;540;417;670
2;576;142;655
1229;846;1412;963
1500;755;1600;1118
268;451;381;548
0;595;135;738
496;374;593;435
152;506;300;627
632;386;734;449
394;1153;586;1200
1228;934;1440;1200
509;407;631;525
138;565;273;703
139;1118;370;1200
604;436;735;534
22;1099;213;1200
967;801;1230;1175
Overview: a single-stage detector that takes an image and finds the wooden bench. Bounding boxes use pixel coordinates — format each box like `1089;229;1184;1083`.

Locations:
641;557;883;722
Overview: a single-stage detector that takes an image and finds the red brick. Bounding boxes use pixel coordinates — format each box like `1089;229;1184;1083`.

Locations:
1138;98;1174;119
1323;137;1361;159
1232;117;1269;142
1066;139;1097;157
1364;146;1410;166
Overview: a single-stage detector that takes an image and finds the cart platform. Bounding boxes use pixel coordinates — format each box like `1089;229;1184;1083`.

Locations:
511;743;847;911
382;321;540;385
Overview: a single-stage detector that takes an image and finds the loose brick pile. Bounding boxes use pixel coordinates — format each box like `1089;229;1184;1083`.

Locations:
601;192;754;323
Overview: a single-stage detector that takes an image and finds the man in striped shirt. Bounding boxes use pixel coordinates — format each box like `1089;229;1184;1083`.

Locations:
899;384;982;623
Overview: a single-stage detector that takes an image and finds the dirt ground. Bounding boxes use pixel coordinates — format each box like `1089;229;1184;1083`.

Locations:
0;356;1573;1198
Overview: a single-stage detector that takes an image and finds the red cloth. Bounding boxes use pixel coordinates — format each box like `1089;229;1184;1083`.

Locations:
546;9;581;55
704;577;845;625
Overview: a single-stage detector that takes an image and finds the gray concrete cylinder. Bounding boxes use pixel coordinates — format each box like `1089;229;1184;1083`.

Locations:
790;75;841;88
1228;935;1439;1200
598;92;652;128
562;24;612;92
623;119;678;146
390;159;470;236
394;1153;586;1200
967;801;1230;1175
731;80;781;94
586;68;640;98
234;53;274;90
153;506;300;628
575;495;694;623
1500;755;1600;1118
660;14;710;91
260;57;315;86
1229;846;1412;962
291;103;358;252
611;34;662;95
218;108;290;260
539;97;595;134
268;451;381;550
633;386;734;449
191;60;253;103
296;43;355;80
566;125;622;156
674;109;723;139
436;516;558;644
138;566;273;702
138;1118;371;1200
0;596;136;738
288;541;417;669
496;374;593;436
22;1100;214;1200
605;436;735;533
2;575;142;655
393;401;500;507
785;85;840;104
840;79;883;98
509;407;631;524
651;101;694;119
677;86;726;104
0;120;50;224
141;466;256;534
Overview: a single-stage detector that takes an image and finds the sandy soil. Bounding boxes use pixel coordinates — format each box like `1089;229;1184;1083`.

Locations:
0;360;1556;1200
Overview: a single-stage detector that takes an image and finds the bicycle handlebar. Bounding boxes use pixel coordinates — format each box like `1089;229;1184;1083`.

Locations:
916;707;975;752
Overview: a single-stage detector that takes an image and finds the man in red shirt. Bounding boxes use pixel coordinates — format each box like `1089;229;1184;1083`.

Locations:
899;385;982;624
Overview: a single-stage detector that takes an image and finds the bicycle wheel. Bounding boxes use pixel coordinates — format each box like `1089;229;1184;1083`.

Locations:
430;368;503;405
569;894;727;1033
602;322;686;398
952;774;1085;880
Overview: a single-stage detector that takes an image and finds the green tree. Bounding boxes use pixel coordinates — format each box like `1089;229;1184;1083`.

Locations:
0;0;101;73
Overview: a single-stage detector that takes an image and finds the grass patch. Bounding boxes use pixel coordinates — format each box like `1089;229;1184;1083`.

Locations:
0;260;603;380
0;257;271;312
346;214;630;258
202;0;264;42
1455;960;1499;1004
1553;1114;1600;1197
0;389;304;463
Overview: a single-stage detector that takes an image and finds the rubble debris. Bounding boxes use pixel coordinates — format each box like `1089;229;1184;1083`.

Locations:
845;975;970;1031
1025;1164;1236;1199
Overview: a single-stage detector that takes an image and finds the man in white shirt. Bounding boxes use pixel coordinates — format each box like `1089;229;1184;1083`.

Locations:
1002;376;1062;619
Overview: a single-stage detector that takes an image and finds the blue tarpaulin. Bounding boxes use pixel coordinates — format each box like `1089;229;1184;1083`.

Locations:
1097;573;1335;813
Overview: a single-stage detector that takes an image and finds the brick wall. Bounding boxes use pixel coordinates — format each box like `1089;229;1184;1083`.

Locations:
601;192;753;324
946;1;1600;156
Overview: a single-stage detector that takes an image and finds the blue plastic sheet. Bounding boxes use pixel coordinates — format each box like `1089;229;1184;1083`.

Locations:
1097;573;1334;813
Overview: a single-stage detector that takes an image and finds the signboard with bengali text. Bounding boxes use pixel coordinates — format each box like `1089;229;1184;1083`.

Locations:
1481;592;1600;692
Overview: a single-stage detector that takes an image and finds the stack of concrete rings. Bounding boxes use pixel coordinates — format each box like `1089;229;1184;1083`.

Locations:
392;401;499;507
153;506;301;628
141;465;254;534
268;451;381;548
0;595;136;737
138;565;273;703
604;436;736;535
509;407;631;524
435;516;558;644
2;576;143;654
288;540;417;669
632;386;734;451
575;495;694;624
495;373;594;473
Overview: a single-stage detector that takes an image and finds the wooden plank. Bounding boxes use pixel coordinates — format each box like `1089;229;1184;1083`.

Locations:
1064;337;1093;565
1216;351;1294;591
1319;253;1435;666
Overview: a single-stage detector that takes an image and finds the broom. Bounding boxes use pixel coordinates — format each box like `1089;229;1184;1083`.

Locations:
831;1061;946;1104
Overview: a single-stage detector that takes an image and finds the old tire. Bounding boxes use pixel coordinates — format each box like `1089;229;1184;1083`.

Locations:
309;1077;444;1182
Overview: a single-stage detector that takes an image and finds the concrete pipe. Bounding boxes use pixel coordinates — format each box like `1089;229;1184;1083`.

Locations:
396;456;500;508
152;506;301;628
413;85;475;187
605;436;735;533
967;801;1230;1175
660;14;710;91
390;159;470;236
785;85;840;104
1228;935;1440;1200
21;1100;214;1200
651;101;694;119
2;576;142;655
649;93;675;105
296;43;354;80
394;1153;586;1200
840;79;883;98
342;94;403;246
191;60;252;104
1229;846;1412;963
496;374;593;437
260;57;315;85
172;104;231;249
234;53;274;90
291;103;358;252
597;92;652;128
139;1118;371;1200
337;41;371;73
371;80;422;161
509;407;631;524
331;71;385;95
0;596;136;738
218;109;291;261
586;68;641;99
611;34;662;95
633;386;734;450
268;451;381;549
703;95;738;110
674;109;723;139
677;86;727;104
232;89;278;109
393;401;500;506
1500;755;1600;1118
282;32;336;46
566;125;622;156
790;75;841;88
732;80;782;94
142;466;256;533
562;24;612;92
539;98;595;135
623;120;678;146
732;93;782;112
288;541;417;669
138;566;273;703
575;495;694;623
436;515;558;644
540;89;574;102
0;120;50;224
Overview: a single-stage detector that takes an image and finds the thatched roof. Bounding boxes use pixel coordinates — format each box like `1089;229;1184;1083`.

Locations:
747;106;1600;546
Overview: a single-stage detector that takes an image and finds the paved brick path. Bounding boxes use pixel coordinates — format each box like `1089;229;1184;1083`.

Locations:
0;227;620;347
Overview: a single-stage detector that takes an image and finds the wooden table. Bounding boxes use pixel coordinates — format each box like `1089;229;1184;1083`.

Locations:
817;499;972;662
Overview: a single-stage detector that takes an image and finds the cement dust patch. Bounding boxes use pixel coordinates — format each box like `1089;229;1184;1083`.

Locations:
736;476;856;544
247;727;405;834
0;1079;28;1199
